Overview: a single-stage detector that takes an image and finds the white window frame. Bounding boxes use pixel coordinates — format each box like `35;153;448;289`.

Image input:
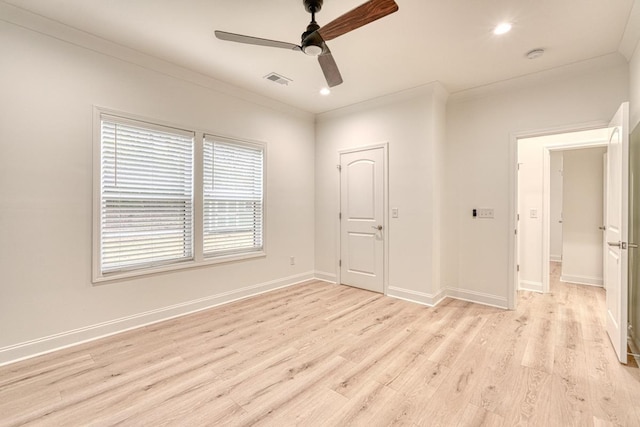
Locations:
92;107;267;283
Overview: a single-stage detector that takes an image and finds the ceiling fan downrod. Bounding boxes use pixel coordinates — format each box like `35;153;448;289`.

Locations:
301;1;324;56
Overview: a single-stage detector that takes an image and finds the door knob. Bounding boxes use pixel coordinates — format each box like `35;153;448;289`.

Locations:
608;241;635;249
599;226;606;231
371;225;383;231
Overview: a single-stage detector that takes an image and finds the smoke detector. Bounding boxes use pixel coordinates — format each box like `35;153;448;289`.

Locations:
264;72;292;86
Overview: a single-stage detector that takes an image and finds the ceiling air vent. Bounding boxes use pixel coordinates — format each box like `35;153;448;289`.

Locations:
264;72;292;86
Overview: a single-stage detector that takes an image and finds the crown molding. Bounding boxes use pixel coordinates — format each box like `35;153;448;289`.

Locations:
0;2;313;120
448;53;628;104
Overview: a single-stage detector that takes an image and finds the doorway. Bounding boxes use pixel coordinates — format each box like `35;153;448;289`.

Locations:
516;128;609;294
550;147;607;287
511;104;632;364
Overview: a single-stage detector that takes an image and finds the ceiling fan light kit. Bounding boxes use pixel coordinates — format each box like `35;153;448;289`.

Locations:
303;45;324;56
214;0;399;88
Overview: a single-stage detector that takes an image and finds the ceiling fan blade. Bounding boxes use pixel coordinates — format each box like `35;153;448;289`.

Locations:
215;30;301;51
317;0;399;41
318;46;343;87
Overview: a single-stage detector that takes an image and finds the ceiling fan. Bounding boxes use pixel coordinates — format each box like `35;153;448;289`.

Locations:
214;0;399;88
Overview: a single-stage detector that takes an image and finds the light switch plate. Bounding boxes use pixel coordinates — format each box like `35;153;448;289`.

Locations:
392;207;399;218
530;209;538;219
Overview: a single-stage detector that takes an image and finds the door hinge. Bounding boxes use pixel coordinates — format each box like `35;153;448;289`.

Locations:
517;214;520;221
515;229;518;235
338;212;342;220
517;264;520;272
337;164;342;171
339;260;342;267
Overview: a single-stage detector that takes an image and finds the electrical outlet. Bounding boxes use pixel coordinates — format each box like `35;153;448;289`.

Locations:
477;208;494;219
290;256;295;265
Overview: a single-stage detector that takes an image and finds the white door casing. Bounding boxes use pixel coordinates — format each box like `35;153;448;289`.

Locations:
603;152;608;291
605;102;629;364
339;146;385;293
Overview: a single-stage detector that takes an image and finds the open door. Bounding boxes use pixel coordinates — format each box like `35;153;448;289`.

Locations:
605;102;629;364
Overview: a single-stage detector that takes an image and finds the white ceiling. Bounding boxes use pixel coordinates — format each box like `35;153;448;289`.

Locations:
3;0;635;113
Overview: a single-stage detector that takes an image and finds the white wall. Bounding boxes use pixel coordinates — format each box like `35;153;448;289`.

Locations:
315;84;448;305
561;147;606;286
550;152;564;262
445;54;629;308
517;140;545;291
630;20;640;130
0;14;315;363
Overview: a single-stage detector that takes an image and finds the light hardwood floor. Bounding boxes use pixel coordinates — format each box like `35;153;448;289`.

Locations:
2;265;640;426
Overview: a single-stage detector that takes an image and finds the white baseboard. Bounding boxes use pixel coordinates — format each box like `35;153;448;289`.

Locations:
387;286;446;307
444;287;509;309
314;270;337;283
0;271;315;367
388;285;508;310
550;255;562;262
519;280;544;293
560;275;603;287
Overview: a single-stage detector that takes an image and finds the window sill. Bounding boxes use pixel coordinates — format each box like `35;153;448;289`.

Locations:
92;251;266;285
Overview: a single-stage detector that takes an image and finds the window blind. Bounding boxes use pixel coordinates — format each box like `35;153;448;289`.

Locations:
100;116;194;274
203;137;264;257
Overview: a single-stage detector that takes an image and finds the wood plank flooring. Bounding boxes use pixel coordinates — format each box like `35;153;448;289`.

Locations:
2;264;640;426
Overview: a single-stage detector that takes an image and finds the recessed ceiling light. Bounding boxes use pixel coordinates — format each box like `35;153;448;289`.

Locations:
320;87;331;96
493;22;512;35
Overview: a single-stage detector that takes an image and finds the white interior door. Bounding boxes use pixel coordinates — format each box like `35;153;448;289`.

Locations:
340;147;385;293
605;102;629;364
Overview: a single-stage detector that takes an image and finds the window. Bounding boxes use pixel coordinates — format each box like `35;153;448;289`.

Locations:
94;110;266;282
203;137;264;257
98;115;194;275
